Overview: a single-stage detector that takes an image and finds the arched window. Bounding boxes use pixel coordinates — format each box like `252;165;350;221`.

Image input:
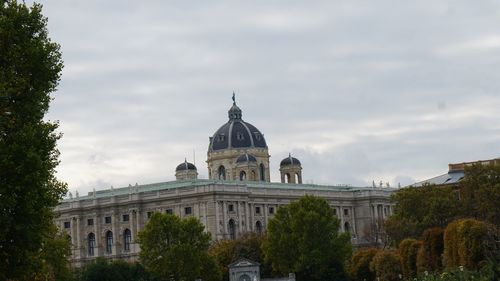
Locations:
255;221;262;235
228;219;236;240
344;222;350;233
88;233;95;256
123;229;131;252
259;164;265;181
218;165;226;180
106;231;113;254
239;171;246;181
295;173;299;183
285;173;291;183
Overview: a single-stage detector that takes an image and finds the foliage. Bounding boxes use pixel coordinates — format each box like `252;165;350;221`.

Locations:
410;261;500;281
347;248;379;281
369;250;402;281
262;195;351;281
399;238;422;279
209;233;273;281
138;213;221;281
385;185;459;244
460;164;500;226
75;257;156;281
443;218;499;270
416;227;444;273
0;0;67;279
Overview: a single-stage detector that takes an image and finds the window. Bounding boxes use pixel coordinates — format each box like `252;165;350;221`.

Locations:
333;209;337;216
217;134;225;142
255;206;261;214
88;233;95;256
259;164;265;181
344;209;349;216
383;207;387;217
64;221;71;229
236;132;244;140
228;219;236;240
106;231;113;254
255;221;262;235
147;212;153;219
218;166;226;180
105;216;112;224
344;222;350;233
269;207;274;214
239;171;246;181
87;218;94;226
166;209;173;214
228;204;234;212
122;214;129;222
123;229;131;252
185;207;192;215
254;132;261;140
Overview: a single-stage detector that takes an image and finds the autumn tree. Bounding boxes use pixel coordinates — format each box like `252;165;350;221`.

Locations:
369;250;402;281
416;227;444;273
398;238;421;279
0;1;67;279
138;213;221;281
262;195;351;281
347;248;379;281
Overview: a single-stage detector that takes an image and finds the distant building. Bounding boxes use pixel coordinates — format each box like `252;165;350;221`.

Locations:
55;96;394;266
409;158;500;187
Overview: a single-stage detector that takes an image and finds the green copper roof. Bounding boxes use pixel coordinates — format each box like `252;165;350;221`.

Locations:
62;179;393;202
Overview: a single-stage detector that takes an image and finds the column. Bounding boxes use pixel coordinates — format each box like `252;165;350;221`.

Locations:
237;201;243;236
352;207;357;237
131;210;136;253
250;203;254;231
111;212;117;256
76;217;81;258
222;201;227;236
245;201;250;232
94;215;99;256
263;204;268;229
215;201;220;236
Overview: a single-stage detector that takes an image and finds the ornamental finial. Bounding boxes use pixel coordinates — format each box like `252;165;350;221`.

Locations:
232;91;236;105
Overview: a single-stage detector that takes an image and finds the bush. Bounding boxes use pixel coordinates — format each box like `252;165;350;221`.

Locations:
370;250;402;281
347;248;379;281
399;238;421;279
416;227;444;273
443;218;499;269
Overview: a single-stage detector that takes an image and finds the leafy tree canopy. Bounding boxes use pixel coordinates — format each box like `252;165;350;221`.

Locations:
262;195;351;281
138;213;221;281
0;0;66;279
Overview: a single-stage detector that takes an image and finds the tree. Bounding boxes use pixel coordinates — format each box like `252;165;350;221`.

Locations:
385;184;459;244
75;257;157;281
262;195;351;281
138;213;221;281
0;1;66;279
209;233;273;281
369;250;402;281
398;238;421;279
347;248;379;281
416;227;444;273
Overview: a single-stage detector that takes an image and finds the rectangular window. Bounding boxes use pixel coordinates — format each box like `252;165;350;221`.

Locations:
166;209;173;214
269;207;274;214
228;204;234;212
147;212;153;219
255;206;261;214
87;218;94;226
333;209;337;216
185;207;192;215
64;221;71;229
344;209;349;216
122;214;129;222
105;216;112;224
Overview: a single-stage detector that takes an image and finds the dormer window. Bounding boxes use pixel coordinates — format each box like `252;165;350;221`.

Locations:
253;132;261;140
236;132;244;141
217;134;225;142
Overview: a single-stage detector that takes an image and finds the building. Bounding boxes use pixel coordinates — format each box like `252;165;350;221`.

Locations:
55;96;394;266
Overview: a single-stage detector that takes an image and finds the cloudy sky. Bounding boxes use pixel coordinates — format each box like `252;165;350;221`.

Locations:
34;0;500;195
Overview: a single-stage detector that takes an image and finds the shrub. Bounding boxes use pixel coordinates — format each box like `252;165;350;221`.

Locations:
370;250;402;281
348;248;379;281
399;238;421;279
416;227;444;273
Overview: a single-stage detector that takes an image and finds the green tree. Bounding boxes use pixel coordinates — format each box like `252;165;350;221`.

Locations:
138;213;221;281
76;257;157;281
369;250;402;281
209;233;273;281
347;248;379;281
262;195;351;281
0;1;66;279
385;184;459;244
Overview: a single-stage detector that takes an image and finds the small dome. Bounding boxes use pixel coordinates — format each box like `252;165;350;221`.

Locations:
280;154;301;166
236;153;257;163
176;160;197;171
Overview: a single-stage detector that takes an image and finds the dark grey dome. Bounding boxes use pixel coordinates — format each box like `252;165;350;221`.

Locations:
209;97;267;151
176;160;197;171
236;153;257;163
280;154;301;166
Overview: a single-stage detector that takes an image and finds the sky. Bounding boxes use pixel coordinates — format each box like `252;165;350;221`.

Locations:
33;0;500;195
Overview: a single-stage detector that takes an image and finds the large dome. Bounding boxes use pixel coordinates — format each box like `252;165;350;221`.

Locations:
209;98;267;151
